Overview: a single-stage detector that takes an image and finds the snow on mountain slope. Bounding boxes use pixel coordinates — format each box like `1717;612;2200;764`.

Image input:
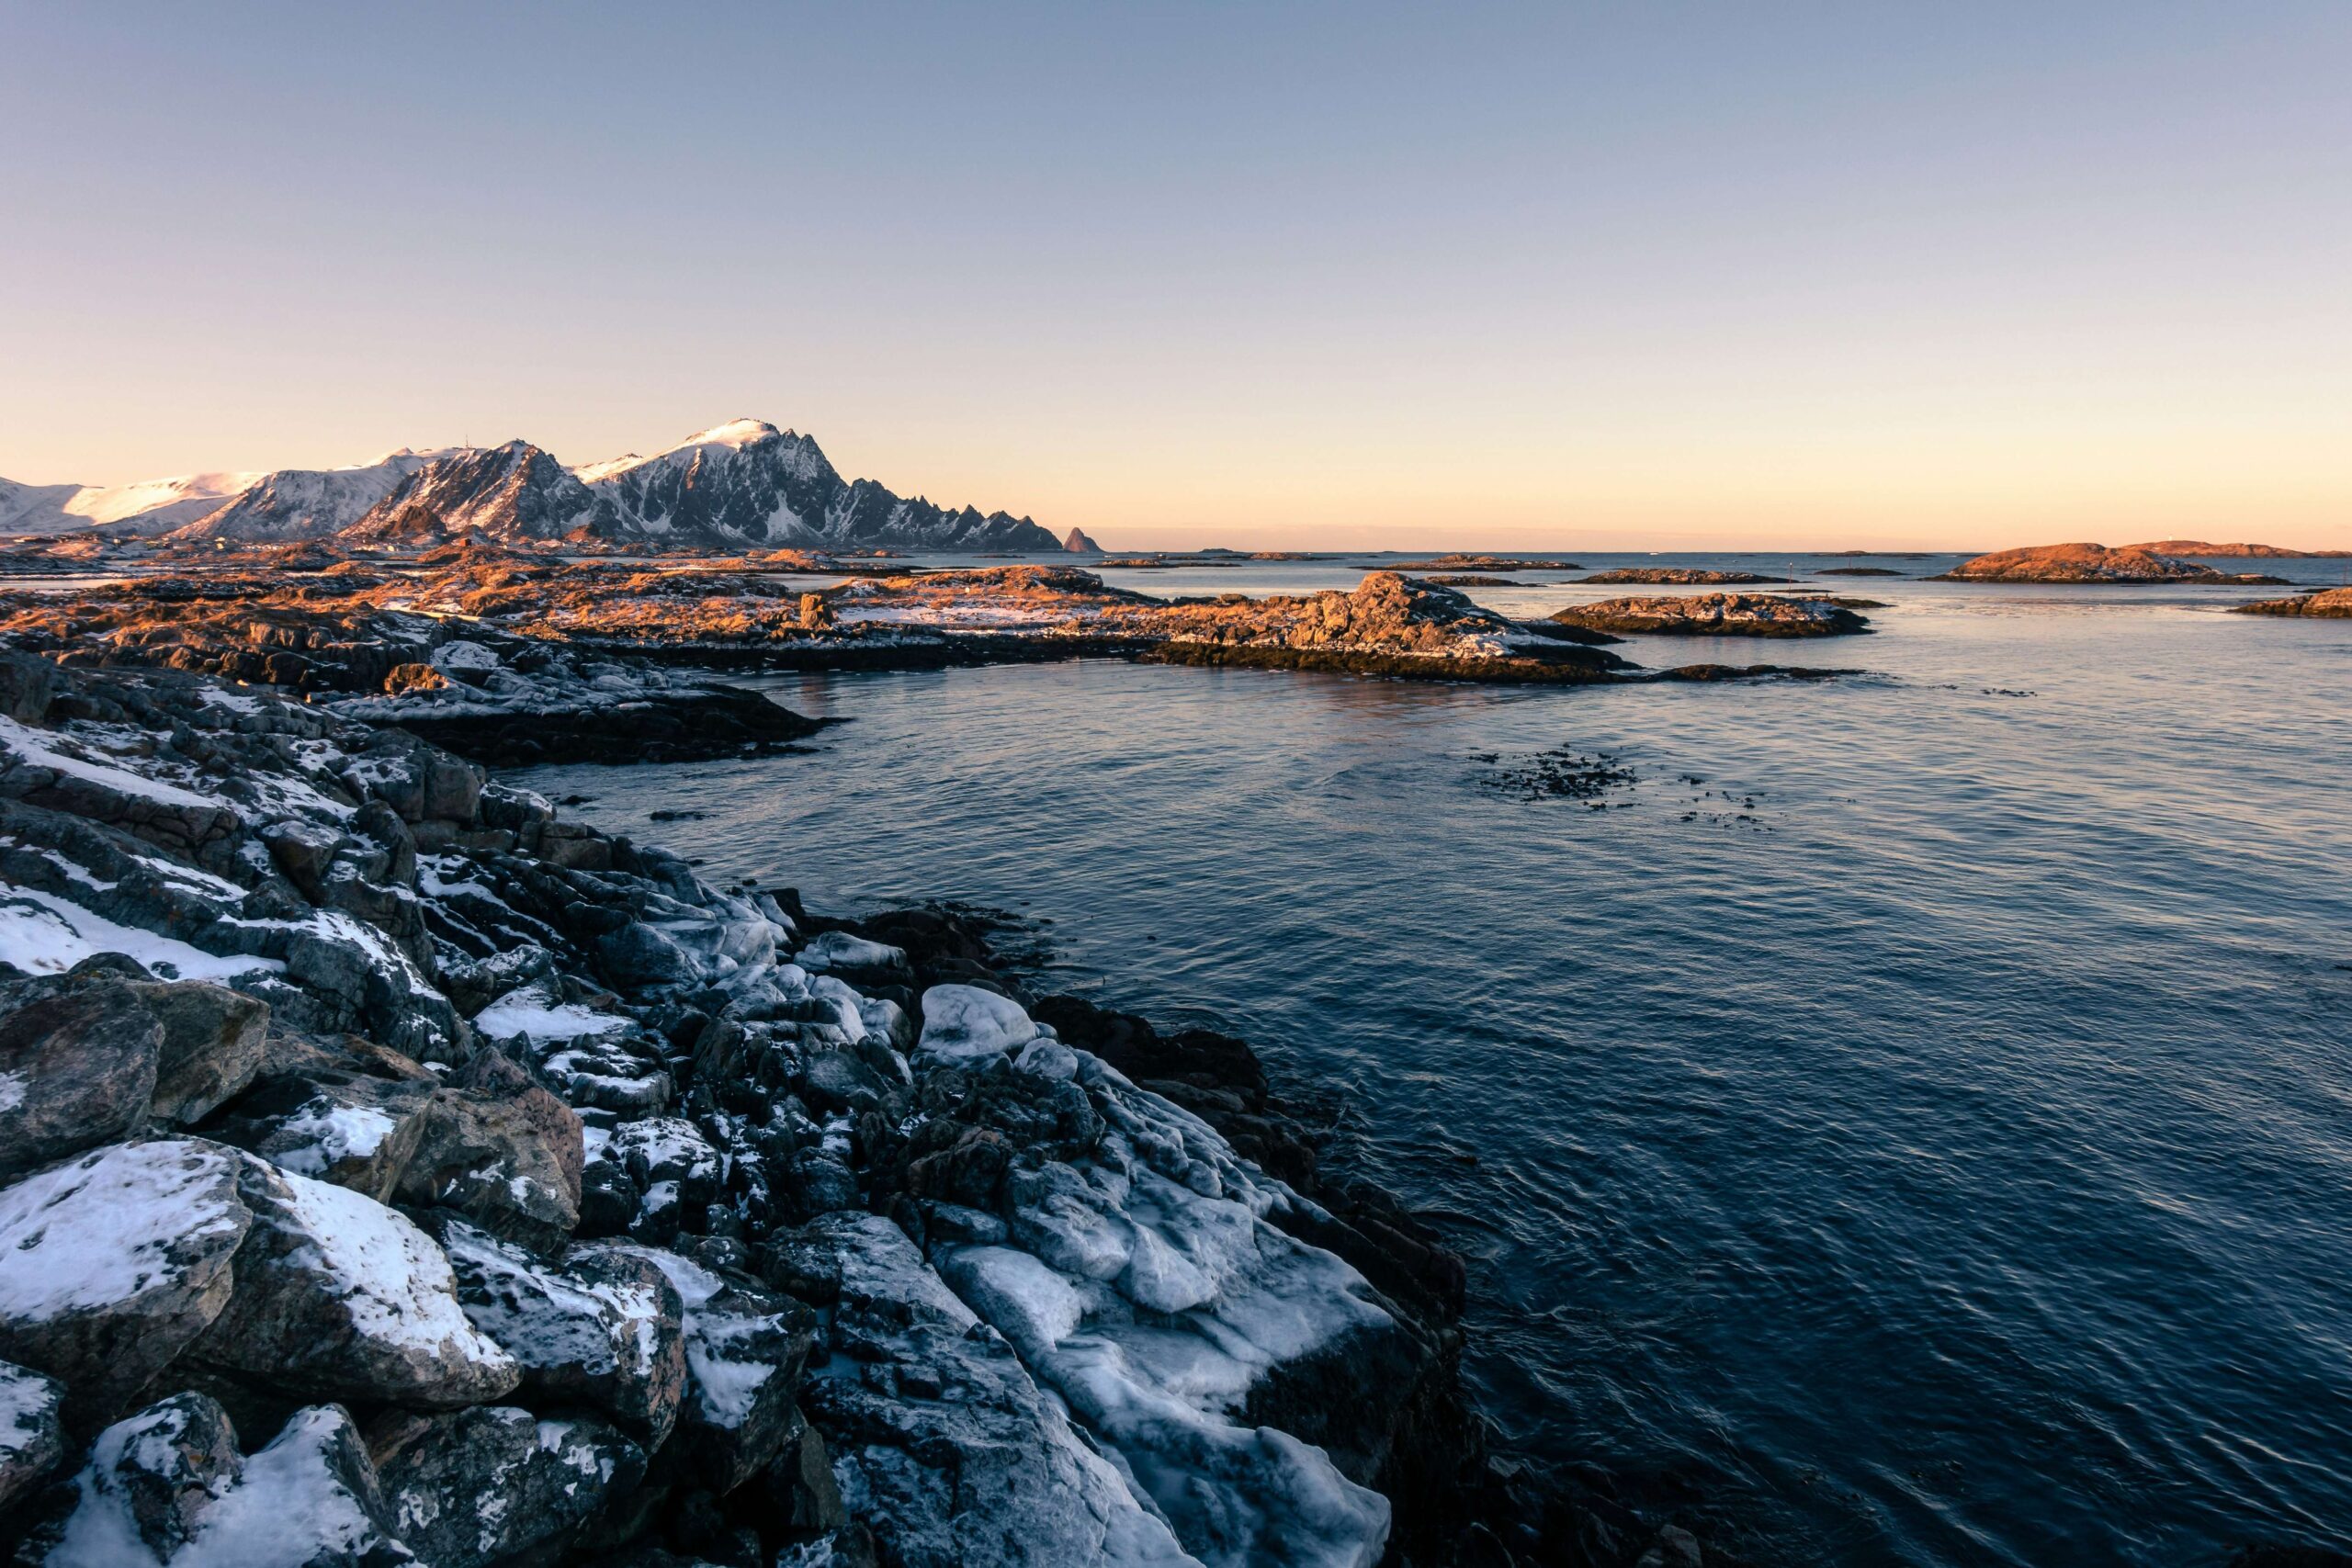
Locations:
6;419;1059;551
170;449;469;543
576;418;1059;551
345;440;614;543
0;471;264;537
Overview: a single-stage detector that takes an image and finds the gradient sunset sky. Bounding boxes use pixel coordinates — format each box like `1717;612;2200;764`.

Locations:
5;3;2347;550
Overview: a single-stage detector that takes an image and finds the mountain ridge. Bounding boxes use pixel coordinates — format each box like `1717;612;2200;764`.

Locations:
3;420;1058;552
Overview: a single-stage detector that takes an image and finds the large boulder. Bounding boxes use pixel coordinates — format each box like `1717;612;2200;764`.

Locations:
797;1213;1195;1568
207;1072;436;1201
435;1218;686;1447
393;1055;582;1251
25;1395;412;1567
0;981;164;1180
0;1139;252;1422
369;1404;644;1568
914;986;1037;1065
591;1245;812;1495
131;981;270;1125
188;1156;520;1410
0;1358;66;1514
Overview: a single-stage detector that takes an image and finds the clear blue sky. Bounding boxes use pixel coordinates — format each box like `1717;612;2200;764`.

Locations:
5;2;2347;548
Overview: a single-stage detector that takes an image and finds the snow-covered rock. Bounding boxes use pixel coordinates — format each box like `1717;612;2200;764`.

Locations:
915;984;1039;1064
189;1156;521;1410
31;1395;412;1567
597;1245;812;1494
799;1213;1198;1567
436;1218;687;1448
0;1358;66;1513
0;1139;252;1420
371;1404;645;1568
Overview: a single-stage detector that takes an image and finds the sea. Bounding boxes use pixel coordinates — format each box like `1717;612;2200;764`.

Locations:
519;550;2352;1567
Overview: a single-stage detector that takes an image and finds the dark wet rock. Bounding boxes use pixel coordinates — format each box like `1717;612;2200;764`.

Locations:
591;1247;812;1495
435;1218;688;1448
391;687;830;770
132;981;270;1126
0;980;162;1179
369;1404;646;1568
0;1359;66;1515
0;1139;252;1425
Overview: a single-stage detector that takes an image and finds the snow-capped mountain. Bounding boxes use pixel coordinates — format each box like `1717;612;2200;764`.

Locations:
576;419;1058;551
3;418;1060;551
168;449;468;543
346;440;615;543
0;470;265;536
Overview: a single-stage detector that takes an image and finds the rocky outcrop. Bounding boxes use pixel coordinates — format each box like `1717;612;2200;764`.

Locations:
2128;539;2352;558
1547;592;1871;637
1933;543;2290;584
2231;586;2352;618
0;651;1647;1566
1578;568;1792;585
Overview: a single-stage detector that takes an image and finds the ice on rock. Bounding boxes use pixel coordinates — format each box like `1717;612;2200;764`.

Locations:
794;931;909;977
472;983;628;1044
1014;1037;1080;1080
935;1246;1085;1359
916;983;1038;1064
799;1213;1197;1568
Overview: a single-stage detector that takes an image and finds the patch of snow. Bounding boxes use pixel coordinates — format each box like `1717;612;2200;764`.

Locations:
263;1102;401;1178
267;1167;516;1369
0;886;278;981
473;984;629;1043
0;1140;249;1319
0;716;220;809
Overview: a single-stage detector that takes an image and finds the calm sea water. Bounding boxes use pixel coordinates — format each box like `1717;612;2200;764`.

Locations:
522;553;2352;1566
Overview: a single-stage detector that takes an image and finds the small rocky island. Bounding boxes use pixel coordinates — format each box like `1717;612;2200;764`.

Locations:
0;649;1717;1567
2230;586;2352;618
1547;592;1871;638
1932;543;2290;584
1577;568;1793;586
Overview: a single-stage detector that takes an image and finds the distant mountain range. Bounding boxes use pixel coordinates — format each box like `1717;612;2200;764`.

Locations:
0;420;1065;552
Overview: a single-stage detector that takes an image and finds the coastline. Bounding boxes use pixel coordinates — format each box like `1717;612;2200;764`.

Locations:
0;648;1708;1566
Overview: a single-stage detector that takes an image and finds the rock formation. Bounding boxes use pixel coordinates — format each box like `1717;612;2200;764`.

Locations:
1547;592;1871;638
1933;543;2290;584
2230;586;2352;618
1578;568;1792;585
1061;526;1104;553
0;649;1697;1565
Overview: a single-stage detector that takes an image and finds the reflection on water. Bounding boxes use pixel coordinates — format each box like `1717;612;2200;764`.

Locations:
519;558;2352;1567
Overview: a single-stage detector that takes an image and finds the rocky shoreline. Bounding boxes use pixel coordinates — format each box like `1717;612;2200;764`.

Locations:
0;549;1855;747
0;649;1721;1568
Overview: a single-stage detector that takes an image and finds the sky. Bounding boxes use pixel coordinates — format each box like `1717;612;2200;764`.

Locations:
3;2;2347;550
